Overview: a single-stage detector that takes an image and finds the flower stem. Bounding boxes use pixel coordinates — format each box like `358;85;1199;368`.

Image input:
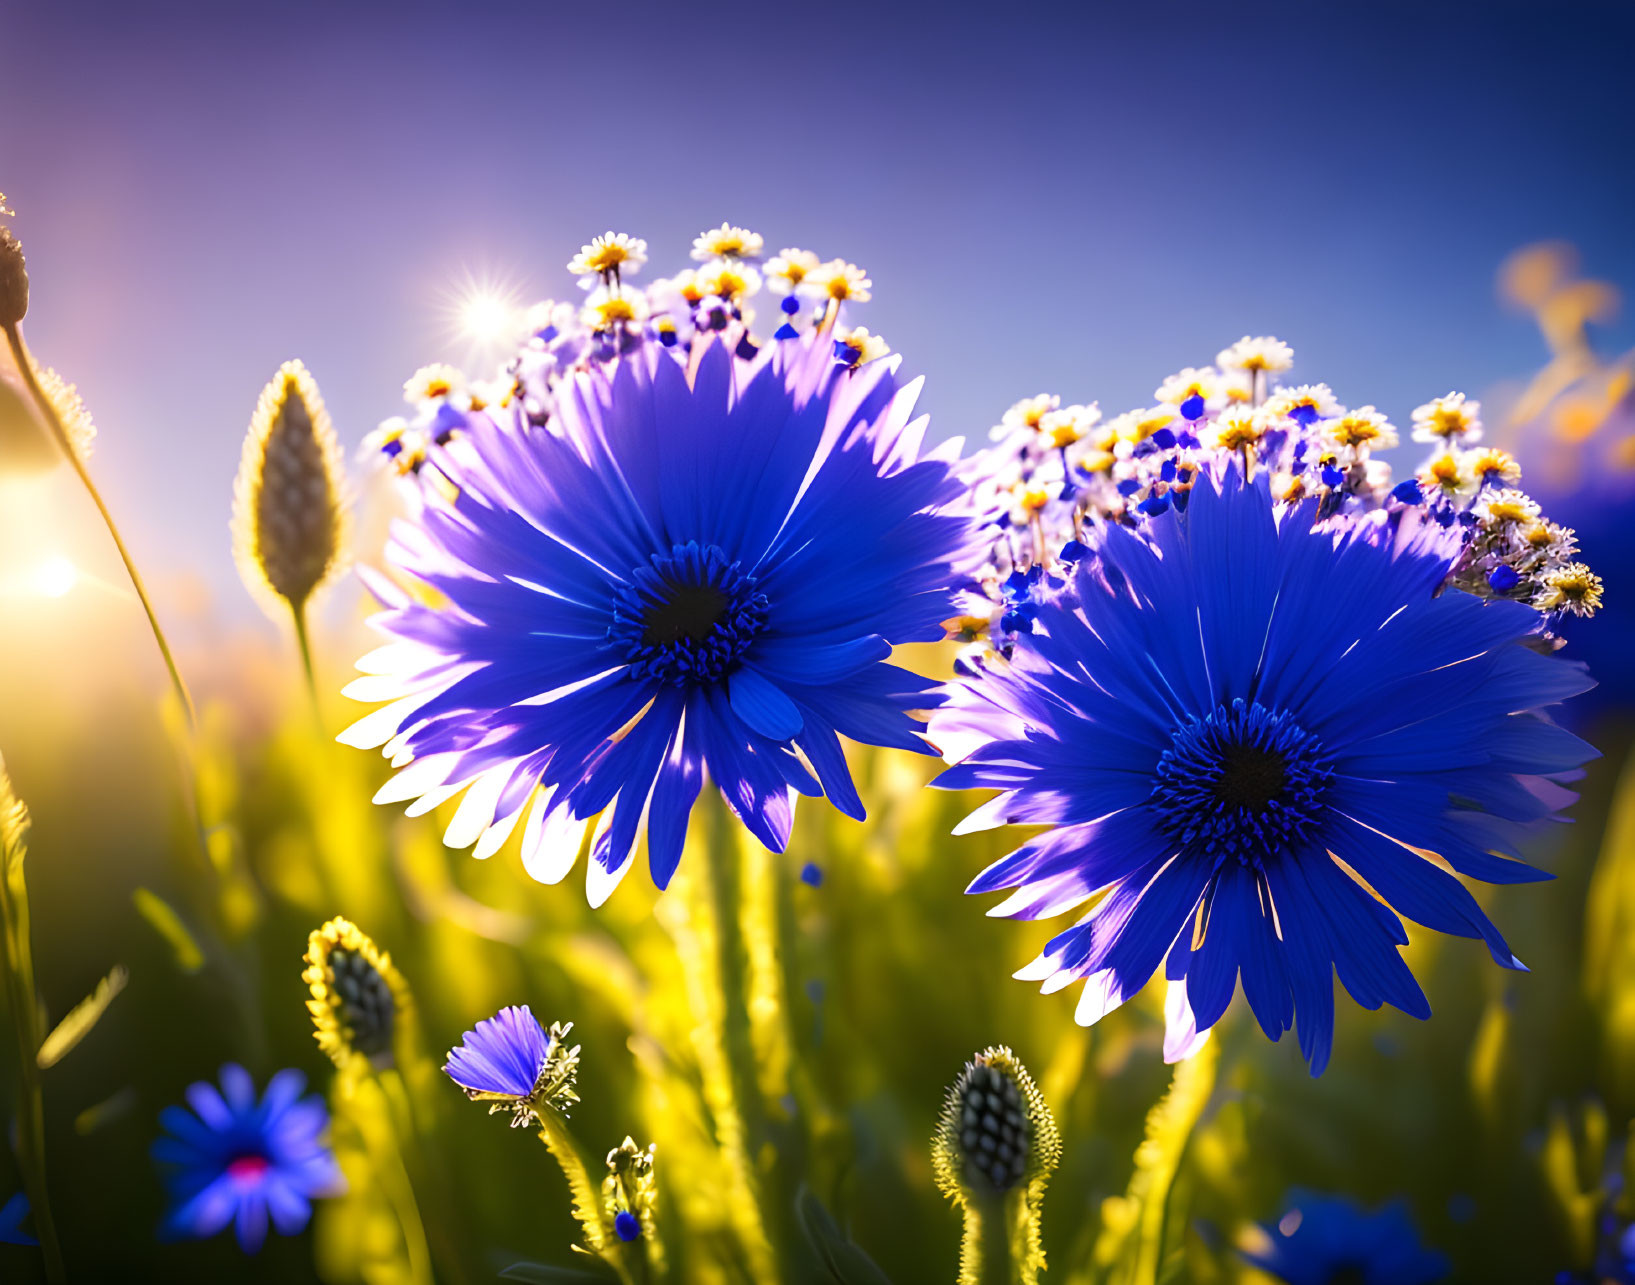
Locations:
376;1067;472;1285
957;1191;1020;1285
354;1071;435;1285
532;1104;633;1284
668;798;776;1278
5;322;196;728
290;600;324;729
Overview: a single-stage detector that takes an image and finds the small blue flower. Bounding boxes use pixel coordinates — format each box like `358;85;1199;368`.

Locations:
444;1005;580;1126
0;1193;37;1247
799;861;824;887
152;1064;342;1253
1244;1191;1448;1285
445;1004;550;1099
614;1210;642;1242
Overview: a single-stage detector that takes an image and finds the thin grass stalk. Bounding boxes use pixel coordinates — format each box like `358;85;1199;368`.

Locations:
352;1070;435;1285
1092;1037;1220;1285
1132;1045;1218;1285
0;768;66;1283
377;1066;473;1285
292;602;324;729
4;322;196;727
5;324;264;1067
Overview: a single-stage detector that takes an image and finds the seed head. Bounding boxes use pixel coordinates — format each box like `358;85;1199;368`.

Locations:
933;1045;1060;1202
303;917;411;1071
31;364;96;462
233;359;349;619
0;195;27;327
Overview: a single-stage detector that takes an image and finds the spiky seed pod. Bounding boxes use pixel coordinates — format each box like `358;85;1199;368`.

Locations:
30;365;95;462
0;202;27;327
233;359;348;619
302;917;412;1071
933;1046;1061;1285
0;349;93;474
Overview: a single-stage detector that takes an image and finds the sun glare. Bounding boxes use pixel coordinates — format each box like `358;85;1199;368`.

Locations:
459;290;517;348
32;555;77;599
438;267;529;368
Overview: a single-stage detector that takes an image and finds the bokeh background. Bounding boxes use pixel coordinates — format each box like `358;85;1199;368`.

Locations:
2;1;1634;1282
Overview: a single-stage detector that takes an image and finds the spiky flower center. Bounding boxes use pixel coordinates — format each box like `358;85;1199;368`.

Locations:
1151;699;1333;865
327;947;395;1060
610;542;767;686
954;1063;1031;1192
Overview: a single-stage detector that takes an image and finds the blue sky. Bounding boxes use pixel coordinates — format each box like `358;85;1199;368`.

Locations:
6;0;1633;618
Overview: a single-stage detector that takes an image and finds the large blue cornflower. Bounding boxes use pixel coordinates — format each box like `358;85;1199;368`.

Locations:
152;1064;342;1252
935;465;1596;1073
1243;1190;1448;1285
344;235;977;903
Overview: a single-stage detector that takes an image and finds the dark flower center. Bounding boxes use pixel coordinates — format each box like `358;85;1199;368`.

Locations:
610;542;768;686
1326;1265;1368;1285
1213;740;1287;812
643;582;729;648
1151;699;1333;865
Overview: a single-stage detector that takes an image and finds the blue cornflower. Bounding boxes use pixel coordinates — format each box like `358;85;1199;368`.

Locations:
444;1004;581;1127
935;465;1596;1073
345;241;978;905
152;1064;342;1252
0;1193;37;1246
1243;1191;1448;1285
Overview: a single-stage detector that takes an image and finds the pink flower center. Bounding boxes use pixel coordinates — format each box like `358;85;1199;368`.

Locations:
227;1154;270;1182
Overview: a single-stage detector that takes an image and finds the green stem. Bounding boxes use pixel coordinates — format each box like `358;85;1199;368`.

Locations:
12;322;266;1065
667;798;774;1279
704;800;762;1142
356;1072;434;1285
0;848;66;1281
702;798;776;1271
291;600;323;729
532;1104;632;1284
962;1186;1049;1285
378;1068;472;1285
5;322;196;728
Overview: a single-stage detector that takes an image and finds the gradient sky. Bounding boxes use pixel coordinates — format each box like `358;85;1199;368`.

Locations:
5;0;1634;622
